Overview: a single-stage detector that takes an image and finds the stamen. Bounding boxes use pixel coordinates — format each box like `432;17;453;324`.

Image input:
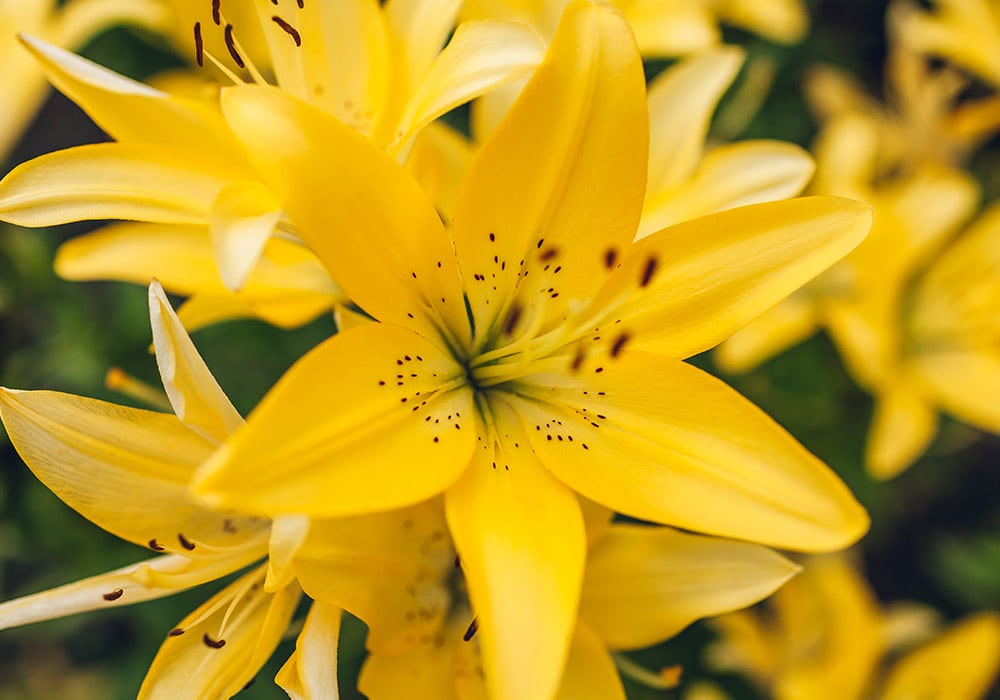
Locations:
224;24;245;68
640;256;658;287
168;628;186;636
178;533;196;551
105;367;171;411
148;538;165;551
610;333;630;358
203;633;227;649
271;16;302;46
463;617;479;641
193;23;204;67
103;588;124;601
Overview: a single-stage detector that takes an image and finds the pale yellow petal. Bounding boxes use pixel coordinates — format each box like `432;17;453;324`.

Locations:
639;140;814;238
646;46;743;193
265;514;310;592
880;613;1000;700
553;623;625;700
139;569;301;699
622;0;719;55
210;181;284;292
194;324;476;517
275;601;342;700
865;385;938;480
405;121;475;220
392;19;545;154
510;353;868;552
590;196;871;360
712;0;809;44
454;0;647;348
0;388;261;554
359;623;461;700
53;0;172;49
0;143;244;227
713;295;820;373
385;0;462;92
220;85;469;348
149;280;243;445
445;396;586;700
581;525;798;650
911;350;1000;434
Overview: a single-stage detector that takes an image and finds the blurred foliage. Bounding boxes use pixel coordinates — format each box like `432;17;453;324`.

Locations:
1;0;999;697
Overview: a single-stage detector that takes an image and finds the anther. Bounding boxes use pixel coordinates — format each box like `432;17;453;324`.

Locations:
604;248;618;269
148;538;165;551
503;304;523;335
178;533;196;551
463;617;479;642
571;347;585;371
212;0;221;25
193;23;204;67
203;634;227;649
168;628;185;637
540;247;558;261
271;16;302;45
103;588;124;601
224;24;245;68
640;256;658;287
610;333;631;357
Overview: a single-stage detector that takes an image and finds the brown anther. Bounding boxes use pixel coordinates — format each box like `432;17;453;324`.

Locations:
640;256;658;287
178;533;196;550
193;23;204;67
224;24;245;68
168;628;186;637
203;633;227;649
502;304;523;335
271;16;302;46
610;333;631;357
603;248;618;269
103;588;124;601
570;347;585;372
211;0;221;25
463;617;479;642
539;247;559;261
148;538;165;551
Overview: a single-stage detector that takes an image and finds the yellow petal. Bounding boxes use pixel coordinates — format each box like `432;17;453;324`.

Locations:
592;196;871;360
220;84;469;348
445;397;586;700
19;34;246;162
865;385;938;480
265;514;310;592
194;323;476;517
275;601;342;700
623;0;719;55
554;623;625;700
639;140;814;238
713;295;820;373
385;0;462;93
149;281;243;445
453;0;647;347
712;0;809;44
176;294;259;330
580;525;798;650
0;143;245;227
509;352;868;551
358;619;462;700
139;569;301;699
405;121;475;220
392;19;545;154
0;555;214;631
911;350;1000;434
880;613;1000;700
254;0;389;136
210;181;284;292
0;388;262;554
646;46;743;193
294;500;453;655
53;0;172;48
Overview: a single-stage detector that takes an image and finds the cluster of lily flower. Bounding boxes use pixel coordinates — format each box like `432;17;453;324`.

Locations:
0;0;999;698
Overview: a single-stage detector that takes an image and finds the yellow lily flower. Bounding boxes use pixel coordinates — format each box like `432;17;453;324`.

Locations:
0;1;544;329
0;0;171;162
191;4;869;698
0;281;448;697
350;502;799;699
894;0;1000;88
706;554;1000;700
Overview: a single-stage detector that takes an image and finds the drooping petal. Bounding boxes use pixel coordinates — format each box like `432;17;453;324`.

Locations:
865;385;938;480
445;397;586;700
509;352;868;552
580;525;798;650
713;295;820;374
645;46;743;193
275;601;342;700
553;623;625;700
220;84;469;348
194;324;476;517
0;143;245;227
0;388;262;553
587;196;871;360
292;499;452;655
149;281;243;445
0;555;216;631
638;141;814;239
138;569;301;699
210;181;284;291
391;19;545;154
453;0;648;347
19;34;246;161
910;350;1000;434
879;613;1000;700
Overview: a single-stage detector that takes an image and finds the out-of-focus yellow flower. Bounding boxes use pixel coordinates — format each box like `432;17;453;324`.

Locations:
189;5;868;699
0;0;170;162
706;554;1000;700
0;0;544;330
894;0;1000;88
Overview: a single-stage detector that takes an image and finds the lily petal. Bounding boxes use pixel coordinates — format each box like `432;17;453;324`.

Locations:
591;196;871;360
646;46;743;194
385;0;462;93
0;388;261;553
149;281;243;445
392;19;545;154
554;623;625;700
358;617;463;700
713;295;820;374
866;385;938;480
510;352;869;551
580;525;799;649
138;568;301;699
194;323;476;517
220;85;469;348
624;0;719;55
210;181;284;292
639;141;814;238
0;143;245;227
911;350;1000;434
265;514;310;592
453;0;647;344
276;601;342;700
445;397;586;700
